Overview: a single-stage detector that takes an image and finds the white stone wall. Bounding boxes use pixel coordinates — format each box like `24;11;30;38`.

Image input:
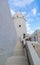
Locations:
13;13;27;40
26;41;40;65
31;30;40;44
37;31;40;43
0;0;17;65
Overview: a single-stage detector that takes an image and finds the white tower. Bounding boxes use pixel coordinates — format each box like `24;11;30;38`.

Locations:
13;12;27;40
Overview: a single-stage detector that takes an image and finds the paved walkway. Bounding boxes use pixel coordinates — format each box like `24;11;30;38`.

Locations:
5;39;29;65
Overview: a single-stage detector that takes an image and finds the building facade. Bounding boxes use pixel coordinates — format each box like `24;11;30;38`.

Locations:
31;30;40;43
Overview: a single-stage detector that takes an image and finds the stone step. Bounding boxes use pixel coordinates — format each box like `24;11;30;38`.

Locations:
13;51;25;56
5;56;28;65
5;40;29;65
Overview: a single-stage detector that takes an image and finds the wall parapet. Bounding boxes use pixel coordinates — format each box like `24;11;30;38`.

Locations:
25;41;40;65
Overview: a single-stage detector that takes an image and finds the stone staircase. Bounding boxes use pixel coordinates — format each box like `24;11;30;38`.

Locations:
5;39;29;65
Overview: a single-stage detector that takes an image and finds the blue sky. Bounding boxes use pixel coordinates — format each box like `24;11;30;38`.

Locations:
8;0;40;34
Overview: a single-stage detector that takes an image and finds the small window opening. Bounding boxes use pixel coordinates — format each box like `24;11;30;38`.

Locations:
17;16;18;17
19;25;21;27
23;34;26;38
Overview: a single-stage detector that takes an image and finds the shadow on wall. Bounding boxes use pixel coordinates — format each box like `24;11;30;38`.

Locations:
0;0;17;65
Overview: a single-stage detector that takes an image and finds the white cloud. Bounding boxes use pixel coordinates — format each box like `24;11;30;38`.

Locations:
26;22;33;34
22;12;26;15
10;9;15;16
26;8;37;18
32;8;37;16
10;10;26;17
11;0;34;7
27;18;34;21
